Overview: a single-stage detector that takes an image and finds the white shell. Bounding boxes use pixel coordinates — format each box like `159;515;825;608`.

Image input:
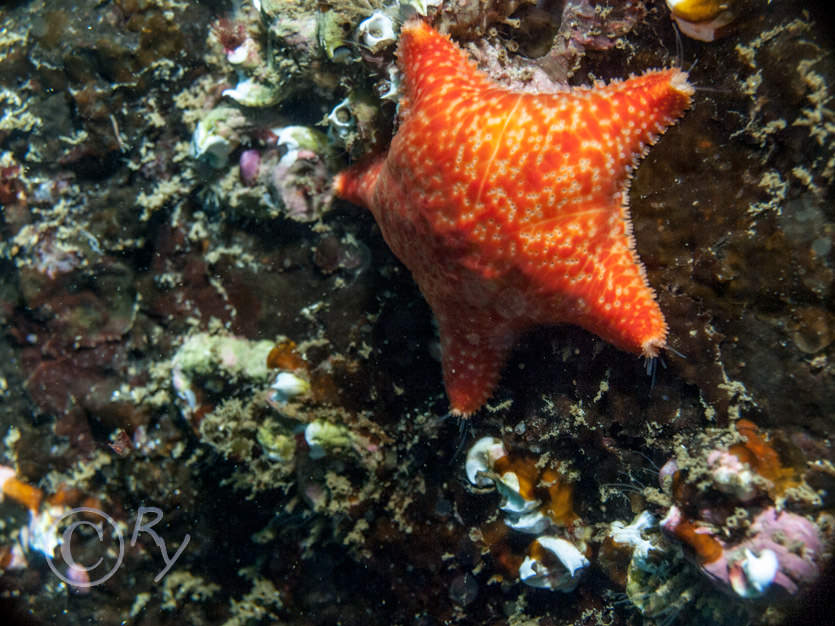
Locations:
505;510;549;535
357;12;397;54
667;1;736;43
518;555;544;587
227;38;260;68
538;536;589;578
465;436;506;486
732;548;779;597
222;78;281;107
378;66;401;103
495;471;539;515
274;125;329;156
519;536;589;591
276;127;303;152
271;371;310;402
327;98;355;140
304;420;351;460
191;120;233;169
273;125;329;172
743;548;779;592
304;421;328;459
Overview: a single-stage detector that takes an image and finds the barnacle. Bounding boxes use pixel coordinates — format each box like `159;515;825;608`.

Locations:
519;536;589;591
356;12;397;54
666;0;740;42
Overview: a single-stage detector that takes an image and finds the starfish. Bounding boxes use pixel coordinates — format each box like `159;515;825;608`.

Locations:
334;20;693;415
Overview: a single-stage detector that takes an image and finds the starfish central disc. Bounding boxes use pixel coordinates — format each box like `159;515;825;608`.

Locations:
334;20;693;415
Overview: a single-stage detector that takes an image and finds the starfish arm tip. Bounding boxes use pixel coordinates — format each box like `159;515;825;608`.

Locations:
669;69;695;97
332;157;386;208
641;336;667;359
332;171;347;194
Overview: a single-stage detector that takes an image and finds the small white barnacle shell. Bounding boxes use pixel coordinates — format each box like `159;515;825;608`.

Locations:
270;371;310;403
327;98;355;141
191;126;230;168
378;65;401;103
519;536;590;592
272;125;333;173
495;471;539;515
226;38;261;68
357;12;397;54
504;509;549;535
465;436;506;486
190;107;242;168
222;77;281;107
275;126;329;154
304;420;352;460
730;548;779;597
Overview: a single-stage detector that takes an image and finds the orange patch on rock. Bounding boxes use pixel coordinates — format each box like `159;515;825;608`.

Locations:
669;516;724;564
266;339;307;371
729;419;796;495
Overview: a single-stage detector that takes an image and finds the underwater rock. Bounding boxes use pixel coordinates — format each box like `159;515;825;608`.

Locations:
268;146;334;223
437;0;538;38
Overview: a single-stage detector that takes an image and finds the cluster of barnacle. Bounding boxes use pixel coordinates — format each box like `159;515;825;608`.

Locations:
167;331;386;511
656;420;827;600
597;419;830;624
463;419;830;622
188;0;439;223
465;436;590;591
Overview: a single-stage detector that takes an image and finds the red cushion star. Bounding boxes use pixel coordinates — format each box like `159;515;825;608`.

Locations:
335;20;693;415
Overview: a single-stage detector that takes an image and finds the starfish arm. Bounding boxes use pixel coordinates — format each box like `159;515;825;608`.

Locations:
515;207;667;357
397;20;494;115
594;69;694;171
433;305;518;416
332;156;386;209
